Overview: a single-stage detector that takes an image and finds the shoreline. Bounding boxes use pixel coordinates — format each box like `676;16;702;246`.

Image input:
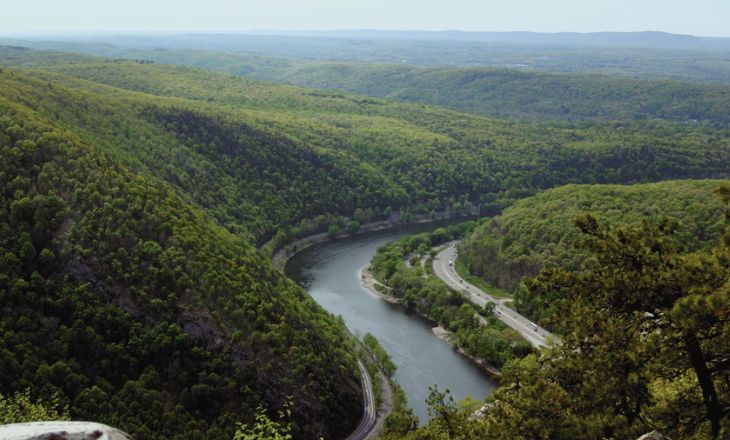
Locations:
270;211;475;271
432;326;502;378
270;215;483;438
360;265;502;378
272;218;394;271
359;264;399;304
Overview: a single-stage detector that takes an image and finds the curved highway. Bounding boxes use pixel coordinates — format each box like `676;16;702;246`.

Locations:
433;243;558;348
344;360;377;440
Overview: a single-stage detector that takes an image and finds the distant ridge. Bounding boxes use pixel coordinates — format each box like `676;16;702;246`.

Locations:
4;29;730;50
193;29;730;49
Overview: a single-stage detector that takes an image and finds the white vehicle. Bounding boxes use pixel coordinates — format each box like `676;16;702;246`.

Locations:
448;259;453;267
530;322;538;332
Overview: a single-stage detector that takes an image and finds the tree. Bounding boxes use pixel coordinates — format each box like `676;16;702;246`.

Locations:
327;224;342;238
410;387;486;440
347;220;361;234
568;213;730;438
0;390;69;424
363;333;397;377
233;402;294;440
483;201;730;439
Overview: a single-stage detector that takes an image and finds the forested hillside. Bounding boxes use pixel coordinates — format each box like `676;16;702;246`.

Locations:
459;180;729;323
1;48;729;249
6;45;730;125
397;197;730;438
0;61;407;244
1;46;730;440
0;82;362;440
240;63;730;125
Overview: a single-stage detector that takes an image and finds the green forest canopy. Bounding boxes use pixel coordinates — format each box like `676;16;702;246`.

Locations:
1;47;729;249
6;45;730;125
399;205;730;439
0;84;362;440
0;45;730;439
217;61;730;126
460;179;729;324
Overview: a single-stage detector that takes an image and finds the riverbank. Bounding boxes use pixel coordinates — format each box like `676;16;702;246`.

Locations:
286;222;496;422
432;327;502;377
271;219;387;270
271;212;475;271
360;265;502;378
360;265;399;304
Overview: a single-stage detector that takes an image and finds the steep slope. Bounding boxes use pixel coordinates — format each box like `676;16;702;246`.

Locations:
0;66;407;244
459;180;729;321
1;55;728;244
0;45;729;440
393;203;730;439
0;95;361;439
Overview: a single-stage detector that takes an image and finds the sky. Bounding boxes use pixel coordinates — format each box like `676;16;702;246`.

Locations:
2;0;730;37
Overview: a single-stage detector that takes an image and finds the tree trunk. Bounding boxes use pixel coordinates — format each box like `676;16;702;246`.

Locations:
685;334;723;438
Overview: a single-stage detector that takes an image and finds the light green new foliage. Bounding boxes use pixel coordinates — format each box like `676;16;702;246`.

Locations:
0;390;69;424
233;404;293;440
233;401;326;440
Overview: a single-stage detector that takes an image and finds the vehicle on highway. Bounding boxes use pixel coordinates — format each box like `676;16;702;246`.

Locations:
530;322;538;332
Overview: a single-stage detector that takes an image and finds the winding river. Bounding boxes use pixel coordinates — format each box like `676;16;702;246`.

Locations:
285;222;496;423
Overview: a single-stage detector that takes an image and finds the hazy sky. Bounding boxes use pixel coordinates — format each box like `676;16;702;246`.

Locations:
3;0;729;37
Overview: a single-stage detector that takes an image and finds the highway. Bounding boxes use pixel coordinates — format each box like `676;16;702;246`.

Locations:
344;360;377;440
433;243;558;349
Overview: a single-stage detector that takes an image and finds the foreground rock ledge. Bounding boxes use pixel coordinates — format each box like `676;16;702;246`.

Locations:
0;422;132;440
637;431;671;440
0;421;671;439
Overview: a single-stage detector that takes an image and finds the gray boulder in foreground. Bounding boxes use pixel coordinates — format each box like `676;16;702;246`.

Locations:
0;422;131;440
637;431;671;440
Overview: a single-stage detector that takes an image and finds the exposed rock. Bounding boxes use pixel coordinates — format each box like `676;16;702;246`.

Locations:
0;422;131;440
63;260;97;285
469;402;495;420
432;326;451;341
637;431;671;440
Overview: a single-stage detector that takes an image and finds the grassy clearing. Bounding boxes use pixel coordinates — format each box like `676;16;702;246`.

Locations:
454;257;512;299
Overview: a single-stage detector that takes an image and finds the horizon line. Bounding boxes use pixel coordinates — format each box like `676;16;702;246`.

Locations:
1;28;729;39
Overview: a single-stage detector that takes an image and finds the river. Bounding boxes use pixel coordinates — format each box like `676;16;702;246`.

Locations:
285;221;496;423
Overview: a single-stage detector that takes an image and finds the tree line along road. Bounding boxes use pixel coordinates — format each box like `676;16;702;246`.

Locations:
433;242;559;349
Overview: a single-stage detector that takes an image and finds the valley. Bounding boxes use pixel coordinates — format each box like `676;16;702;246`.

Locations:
0;25;729;440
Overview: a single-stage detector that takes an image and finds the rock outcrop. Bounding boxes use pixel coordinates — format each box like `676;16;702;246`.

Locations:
637;431;671;440
0;422;131;440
